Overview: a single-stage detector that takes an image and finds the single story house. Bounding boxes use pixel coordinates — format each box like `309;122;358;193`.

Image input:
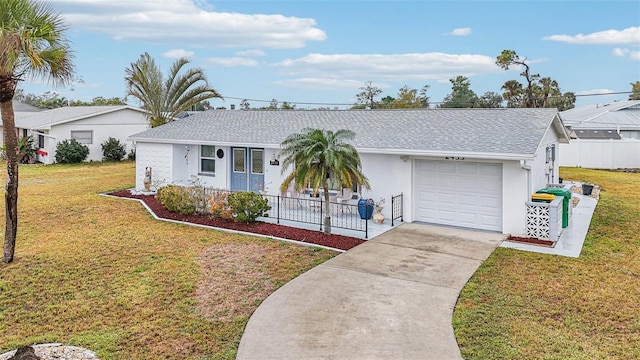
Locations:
559;100;640;169
7;105;149;164
129;108;569;236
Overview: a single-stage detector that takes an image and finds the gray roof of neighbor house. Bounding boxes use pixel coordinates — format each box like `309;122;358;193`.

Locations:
14;105;147;130
130;108;568;160
560;100;640;130
12;101;43;112
573;129;622;140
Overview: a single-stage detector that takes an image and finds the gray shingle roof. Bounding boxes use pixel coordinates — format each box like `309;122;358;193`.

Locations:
129;108;565;159
14;105;145;130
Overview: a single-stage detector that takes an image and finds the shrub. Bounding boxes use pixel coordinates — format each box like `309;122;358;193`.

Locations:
227;191;271;223
55;139;89;164
18;136;38;164
101;137;126;162
206;189;234;220
127;148;136;161
157;185;196;215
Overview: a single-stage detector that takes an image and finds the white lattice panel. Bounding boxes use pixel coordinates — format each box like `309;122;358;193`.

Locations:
526;203;550;240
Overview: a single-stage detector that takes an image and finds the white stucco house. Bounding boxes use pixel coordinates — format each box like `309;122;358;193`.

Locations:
129;108;569;236
559;100;640;169
8;105;149;164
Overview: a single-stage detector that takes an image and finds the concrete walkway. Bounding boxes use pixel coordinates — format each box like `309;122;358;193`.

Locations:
237;223;504;360
501;192;597;257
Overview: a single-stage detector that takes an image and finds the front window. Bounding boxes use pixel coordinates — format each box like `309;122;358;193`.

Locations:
200;145;216;174
70;130;93;144
38;135;44;149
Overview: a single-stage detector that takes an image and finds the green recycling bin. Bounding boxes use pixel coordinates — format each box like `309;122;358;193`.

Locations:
536;188;571;228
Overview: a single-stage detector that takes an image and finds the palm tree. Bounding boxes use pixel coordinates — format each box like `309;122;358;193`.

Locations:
0;0;74;263
279;128;371;235
125;53;222;127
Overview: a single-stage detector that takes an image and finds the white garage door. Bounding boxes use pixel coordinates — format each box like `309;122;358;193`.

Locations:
414;160;502;232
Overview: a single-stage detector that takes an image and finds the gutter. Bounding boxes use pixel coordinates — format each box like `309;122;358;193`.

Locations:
128;137;536;162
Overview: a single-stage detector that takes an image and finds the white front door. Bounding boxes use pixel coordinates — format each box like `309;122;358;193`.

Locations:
414;160;502;231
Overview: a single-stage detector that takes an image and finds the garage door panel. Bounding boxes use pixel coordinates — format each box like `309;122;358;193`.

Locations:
414;160;502;232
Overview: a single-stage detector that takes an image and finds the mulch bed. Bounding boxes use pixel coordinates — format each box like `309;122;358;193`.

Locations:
506;236;555;247
107;190;365;251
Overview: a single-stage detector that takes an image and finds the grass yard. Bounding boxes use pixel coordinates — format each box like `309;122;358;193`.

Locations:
0;162;336;359
453;167;640;359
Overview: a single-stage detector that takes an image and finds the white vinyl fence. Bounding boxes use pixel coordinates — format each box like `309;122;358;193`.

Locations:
560;139;640;169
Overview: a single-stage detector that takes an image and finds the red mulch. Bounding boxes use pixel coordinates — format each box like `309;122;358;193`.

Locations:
107;190;365;251
506;236;555;247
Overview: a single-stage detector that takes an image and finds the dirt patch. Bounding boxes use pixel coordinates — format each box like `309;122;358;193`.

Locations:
194;243;279;322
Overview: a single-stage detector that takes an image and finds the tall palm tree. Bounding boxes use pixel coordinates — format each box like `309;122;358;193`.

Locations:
125;53;222;127
0;0;74;263
279;128;370;235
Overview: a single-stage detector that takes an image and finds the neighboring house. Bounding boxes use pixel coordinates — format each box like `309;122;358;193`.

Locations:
559;100;640;169
6;105;149;164
129;108;569;236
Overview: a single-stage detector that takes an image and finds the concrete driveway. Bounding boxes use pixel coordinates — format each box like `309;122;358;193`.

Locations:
237;223;504;360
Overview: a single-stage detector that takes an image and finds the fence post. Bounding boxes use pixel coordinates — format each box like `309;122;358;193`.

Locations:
319;198;323;231
277;195;280;224
365;216;368;239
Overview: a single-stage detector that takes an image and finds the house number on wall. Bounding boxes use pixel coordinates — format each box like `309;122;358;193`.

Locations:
445;156;465;161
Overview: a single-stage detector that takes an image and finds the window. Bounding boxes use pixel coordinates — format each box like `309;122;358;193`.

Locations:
251;149;263;174
200;145;216;174
70;130;93;144
233;148;245;172
38;135;44;149
22;129;28;137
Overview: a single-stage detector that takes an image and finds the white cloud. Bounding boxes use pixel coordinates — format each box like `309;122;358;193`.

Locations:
544;26;640;45
449;27;472;36
208;57;258;67
274;52;500;83
163;49;195;59
236;49;266;57
575;89;614;96
49;0;326;48
273;78;379;91
612;47;640;61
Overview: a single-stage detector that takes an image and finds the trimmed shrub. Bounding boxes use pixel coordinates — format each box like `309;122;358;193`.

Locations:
101;137;126;162
157;185;196;215
55;139;89;164
227;191;271;223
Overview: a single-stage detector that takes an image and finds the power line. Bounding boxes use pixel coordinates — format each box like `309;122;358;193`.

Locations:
220;91;634;108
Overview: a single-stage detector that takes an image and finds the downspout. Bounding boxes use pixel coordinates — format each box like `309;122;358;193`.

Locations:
520;159;531;202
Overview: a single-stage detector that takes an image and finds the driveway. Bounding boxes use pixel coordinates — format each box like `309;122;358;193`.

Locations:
237;223;504;359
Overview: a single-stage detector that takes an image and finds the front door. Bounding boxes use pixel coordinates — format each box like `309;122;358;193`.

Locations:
230;147;264;192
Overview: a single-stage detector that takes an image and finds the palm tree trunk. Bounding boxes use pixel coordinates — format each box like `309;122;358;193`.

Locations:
322;183;332;235
1;97;19;263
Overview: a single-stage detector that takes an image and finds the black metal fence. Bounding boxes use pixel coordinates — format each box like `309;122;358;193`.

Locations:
391;192;404;226
198;187;404;239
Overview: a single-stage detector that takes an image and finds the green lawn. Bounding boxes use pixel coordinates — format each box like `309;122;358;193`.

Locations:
0;162;336;359
453;167;640;359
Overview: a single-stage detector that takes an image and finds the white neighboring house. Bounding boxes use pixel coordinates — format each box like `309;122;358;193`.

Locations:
559;100;640;169
8;105;149;164
129;108;569;236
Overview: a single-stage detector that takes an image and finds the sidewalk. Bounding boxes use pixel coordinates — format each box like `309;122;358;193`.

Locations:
501;193;597;257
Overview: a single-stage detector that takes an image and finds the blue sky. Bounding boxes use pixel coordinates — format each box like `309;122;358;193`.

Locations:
20;0;640;109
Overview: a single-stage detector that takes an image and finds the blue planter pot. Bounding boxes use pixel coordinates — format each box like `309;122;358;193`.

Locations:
357;199;374;219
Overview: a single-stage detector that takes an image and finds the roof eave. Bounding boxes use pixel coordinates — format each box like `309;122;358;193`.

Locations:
129;137;534;161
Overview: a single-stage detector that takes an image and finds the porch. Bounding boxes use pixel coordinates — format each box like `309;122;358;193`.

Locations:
202;188;404;240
